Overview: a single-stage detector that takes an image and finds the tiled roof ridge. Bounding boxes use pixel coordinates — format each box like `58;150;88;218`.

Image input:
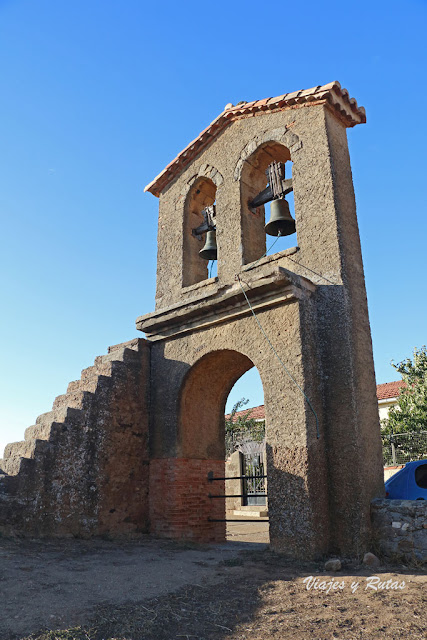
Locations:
145;81;366;197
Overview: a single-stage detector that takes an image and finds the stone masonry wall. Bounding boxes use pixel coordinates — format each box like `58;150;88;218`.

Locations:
0;339;150;538
225;451;243;514
147;291;331;559
371;499;427;564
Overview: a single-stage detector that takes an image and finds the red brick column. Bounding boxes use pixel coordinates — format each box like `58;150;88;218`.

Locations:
149;458;226;542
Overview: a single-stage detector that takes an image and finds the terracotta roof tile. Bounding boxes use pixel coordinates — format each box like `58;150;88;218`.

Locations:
299;85;321;97
285;90;301;101
225;404;265;422
268;94;288;106
377;380;406;400
145;81;366;197
245;101;258;108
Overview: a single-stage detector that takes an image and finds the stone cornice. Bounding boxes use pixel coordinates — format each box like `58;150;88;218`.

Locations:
137;265;316;341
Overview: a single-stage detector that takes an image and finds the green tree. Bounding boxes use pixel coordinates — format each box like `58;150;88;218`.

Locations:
225;398;265;457
225;398;258;433
382;346;427;435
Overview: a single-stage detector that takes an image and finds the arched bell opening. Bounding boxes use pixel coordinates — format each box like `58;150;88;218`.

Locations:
240;141;296;265
182;176;217;287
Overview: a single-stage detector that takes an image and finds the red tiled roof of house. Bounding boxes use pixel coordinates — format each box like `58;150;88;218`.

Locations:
226;381;405;420
376;380;406;400
145;81;366;197
226;404;265;422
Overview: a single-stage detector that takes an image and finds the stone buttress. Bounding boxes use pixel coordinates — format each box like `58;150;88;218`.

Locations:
0;339;150;537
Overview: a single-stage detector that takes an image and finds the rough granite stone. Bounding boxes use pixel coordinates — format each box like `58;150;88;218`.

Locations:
0;340;150;538
363;552;381;568
371;499;427;563
325;559;342;571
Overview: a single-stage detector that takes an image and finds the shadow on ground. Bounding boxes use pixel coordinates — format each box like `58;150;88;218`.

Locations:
1;535;426;640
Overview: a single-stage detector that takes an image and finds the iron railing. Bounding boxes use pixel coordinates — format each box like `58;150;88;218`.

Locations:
207;471;269;522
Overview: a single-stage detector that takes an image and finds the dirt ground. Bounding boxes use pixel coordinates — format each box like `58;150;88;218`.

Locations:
0;524;425;640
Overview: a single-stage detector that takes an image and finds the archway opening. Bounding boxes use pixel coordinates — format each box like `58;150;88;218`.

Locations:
225;368;269;544
176;349;268;545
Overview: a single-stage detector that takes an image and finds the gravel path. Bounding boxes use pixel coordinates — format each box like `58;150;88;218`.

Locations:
1;533;425;640
0;535;266;639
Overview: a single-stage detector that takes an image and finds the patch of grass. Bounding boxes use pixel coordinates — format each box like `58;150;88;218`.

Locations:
219;557;244;567
22;629;93;640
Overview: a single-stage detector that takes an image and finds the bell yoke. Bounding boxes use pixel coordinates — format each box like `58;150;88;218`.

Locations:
194;160;296;261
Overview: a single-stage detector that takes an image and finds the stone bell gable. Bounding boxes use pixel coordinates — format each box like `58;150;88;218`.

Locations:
138;81;384;557
144;81;366;197
143;81;367;311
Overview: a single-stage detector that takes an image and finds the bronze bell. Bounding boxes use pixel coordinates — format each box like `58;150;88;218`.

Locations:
199;230;217;260
265;198;296;237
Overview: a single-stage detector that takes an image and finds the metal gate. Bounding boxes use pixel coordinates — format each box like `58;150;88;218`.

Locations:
242;452;266;506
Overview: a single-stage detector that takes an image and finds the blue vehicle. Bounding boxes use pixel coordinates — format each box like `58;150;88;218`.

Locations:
385;459;427;499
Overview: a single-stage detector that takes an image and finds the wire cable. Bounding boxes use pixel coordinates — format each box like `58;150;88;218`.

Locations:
242;232;282;272
236;274;320;439
285;256;338;286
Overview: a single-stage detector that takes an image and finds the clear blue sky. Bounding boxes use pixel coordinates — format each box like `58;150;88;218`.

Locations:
1;0;426;454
